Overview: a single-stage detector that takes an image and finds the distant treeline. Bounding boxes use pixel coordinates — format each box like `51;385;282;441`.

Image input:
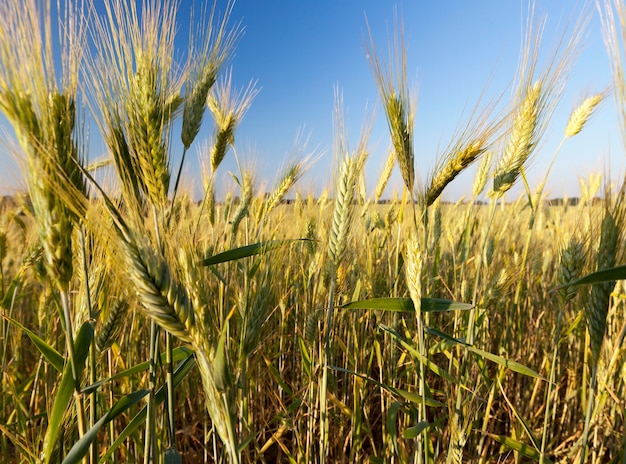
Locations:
1;194;603;209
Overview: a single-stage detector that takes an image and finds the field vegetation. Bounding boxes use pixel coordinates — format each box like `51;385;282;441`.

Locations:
1;0;626;463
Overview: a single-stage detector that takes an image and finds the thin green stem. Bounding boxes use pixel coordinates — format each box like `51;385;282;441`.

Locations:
167;146;189;230
453;198;497;459
166;333;175;449
144;321;158;464
59;290;87;439
580;365;598;464
540;305;565;463
320;276;336;463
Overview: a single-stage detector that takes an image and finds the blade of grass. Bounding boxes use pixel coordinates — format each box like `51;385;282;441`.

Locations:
425;326;545;379
62;389;150;464
341;297;472;312
201;239;309;265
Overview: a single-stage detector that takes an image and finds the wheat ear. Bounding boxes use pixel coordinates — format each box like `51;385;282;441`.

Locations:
208;71;258;173
365;17;415;195
328;154;358;268
181;0;240;149
122;234;194;342
557;236;585;304
230;172;254;237
493;81;542;195
261;161;304;219
96;300;128;352
426;139;488;207
472;151;493;197
587;208;620;367
565;93;605;137
374;150;396;202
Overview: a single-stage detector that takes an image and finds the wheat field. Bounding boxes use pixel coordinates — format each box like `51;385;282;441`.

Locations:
1;1;625;463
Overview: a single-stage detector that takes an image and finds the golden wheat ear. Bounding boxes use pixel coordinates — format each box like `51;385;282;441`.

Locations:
365;15;416;196
565;92;606;138
208;71;259;174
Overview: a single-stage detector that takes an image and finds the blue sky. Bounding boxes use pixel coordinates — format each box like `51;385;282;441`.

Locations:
0;1;621;200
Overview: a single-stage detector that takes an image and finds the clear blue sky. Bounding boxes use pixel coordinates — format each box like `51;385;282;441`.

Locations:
0;1;620;200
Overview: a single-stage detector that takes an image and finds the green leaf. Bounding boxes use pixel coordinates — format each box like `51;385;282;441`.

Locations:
264;355;293;396
213;326;231;392
341;297;472;313
82;346;193;394
43;321;94;464
393;388;443;407
1;314;64;372
98;353;196;463
330;366;443;407
403;421;429;439
497;378;540;449
379;325;457;384
0;423;38;461
298;336;312;379
425;327;544;380
386;401;402;454
1;271;24;309
560;264;626;287
164;448;183;464
487;433;554;463
202;239;307;266
62;390;149;464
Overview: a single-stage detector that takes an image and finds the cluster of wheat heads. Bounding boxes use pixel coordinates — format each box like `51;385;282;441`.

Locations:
1;1;626;463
